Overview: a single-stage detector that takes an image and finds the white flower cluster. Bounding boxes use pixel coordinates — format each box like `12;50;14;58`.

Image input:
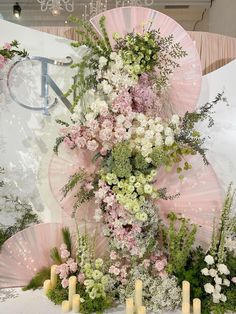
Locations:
96;52;137;98
130;113;180;163
71;89;109;122
119;266;181;313
201;255;231;304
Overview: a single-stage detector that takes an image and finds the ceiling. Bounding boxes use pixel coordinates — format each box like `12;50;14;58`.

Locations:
0;0;211;30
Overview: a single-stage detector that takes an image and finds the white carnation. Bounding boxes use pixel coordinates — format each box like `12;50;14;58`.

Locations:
204;255;215;265
164;127;173;136
204;283;214;294
209;268;218;277
201;268;209;276
217;264;230;275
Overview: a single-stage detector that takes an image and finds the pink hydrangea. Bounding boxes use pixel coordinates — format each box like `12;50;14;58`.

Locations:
78;273;85;284
61;249;70;259
61;278;69;288
87;139;99;151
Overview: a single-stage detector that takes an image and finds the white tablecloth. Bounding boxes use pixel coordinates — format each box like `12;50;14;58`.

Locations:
0;288;181;314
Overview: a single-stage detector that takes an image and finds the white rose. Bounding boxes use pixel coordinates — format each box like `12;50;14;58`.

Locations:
217;264;230;275
171;114;180;126
155;123;164;132
215;284;221;292
204;283;215;294
165;135;174;146
220;294;227;302
204;255;215;265
214;276;222;285
232;277;236;283
85;112;96;121
223;279;230;287
209;268;218;277
201;268;209;276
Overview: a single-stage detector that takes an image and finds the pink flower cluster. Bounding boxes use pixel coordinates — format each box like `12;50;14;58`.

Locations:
0;43;11;69
60;112;133;155
108;251;129;285
95;181;144;256
142;252;168;278
55;244;78;288
130;73;162;116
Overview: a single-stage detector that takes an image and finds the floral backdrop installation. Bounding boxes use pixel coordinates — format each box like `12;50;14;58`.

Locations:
0;6;235;314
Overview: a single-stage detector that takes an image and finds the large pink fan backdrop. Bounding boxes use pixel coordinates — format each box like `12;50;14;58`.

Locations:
90;6;202;116
0;223;62;288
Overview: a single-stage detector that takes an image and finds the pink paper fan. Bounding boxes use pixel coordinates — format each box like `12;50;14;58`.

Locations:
0;223;62;288
154;155;223;247
90;6;202;115
49;147;97;220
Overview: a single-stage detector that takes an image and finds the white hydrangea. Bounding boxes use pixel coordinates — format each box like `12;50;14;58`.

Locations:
201;268;209;276
165;136;174;146
220;294;227;302
212;291;221;303
204;283;215;294
204;255;215;265
171;114;180;126
217;264;230;275
214;276;222;285
98;56;108;68
164;127;173;136
215;284;221;292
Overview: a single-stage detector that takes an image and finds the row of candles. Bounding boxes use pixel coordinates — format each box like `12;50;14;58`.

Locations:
43;265;80;313
43;266;200;314
125;280;201;314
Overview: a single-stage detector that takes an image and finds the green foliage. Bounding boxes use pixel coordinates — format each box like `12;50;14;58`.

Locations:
47;282;68;305
178;92;227;165
210;183;236;262
53;136;65;154
0;40;28;60
50;247;62;265
62;227;72;254
23;267;50;291
62;169;87;197
133;151;150;172
110;142;132;178
164;212;197;275
72;187;94;217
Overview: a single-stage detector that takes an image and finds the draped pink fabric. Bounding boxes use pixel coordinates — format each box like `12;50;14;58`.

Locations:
33;27;236;74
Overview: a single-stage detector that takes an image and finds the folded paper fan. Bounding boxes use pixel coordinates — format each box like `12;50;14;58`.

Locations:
90;6;202;115
48;146;97;220
0;223;62;288
154;155;223;247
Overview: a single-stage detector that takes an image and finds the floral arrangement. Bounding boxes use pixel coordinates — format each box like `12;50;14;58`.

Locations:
0;40;27;69
23;16;235;314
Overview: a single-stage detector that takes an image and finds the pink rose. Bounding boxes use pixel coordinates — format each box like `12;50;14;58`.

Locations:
69;262;78;272
76;136;86;148
0;55;5;62
100;147;108;156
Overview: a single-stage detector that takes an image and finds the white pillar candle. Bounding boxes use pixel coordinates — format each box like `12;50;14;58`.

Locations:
50;265;57;289
43;279;51;295
135;279;143;312
137;305;146;314
61;300;70;313
193;298;201;314
126;297;134;314
69;276;77;308
72;294;80;313
182;302;190;314
182;281;190;304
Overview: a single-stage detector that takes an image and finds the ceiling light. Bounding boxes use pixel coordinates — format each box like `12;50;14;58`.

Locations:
37;0;74;16
13;2;21;19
